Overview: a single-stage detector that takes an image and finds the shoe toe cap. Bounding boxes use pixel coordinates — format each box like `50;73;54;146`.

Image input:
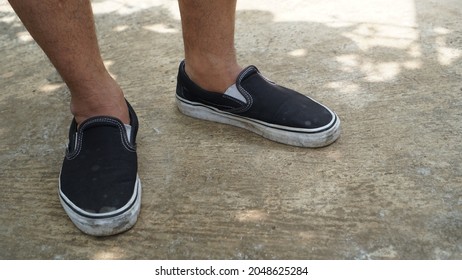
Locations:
276;96;335;129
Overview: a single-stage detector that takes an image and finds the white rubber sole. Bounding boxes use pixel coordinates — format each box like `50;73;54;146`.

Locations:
176;96;341;148
59;176;141;236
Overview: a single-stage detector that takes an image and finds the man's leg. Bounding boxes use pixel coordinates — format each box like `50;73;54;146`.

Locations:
176;0;341;147
178;0;242;93
9;0;140;236
8;0;128;125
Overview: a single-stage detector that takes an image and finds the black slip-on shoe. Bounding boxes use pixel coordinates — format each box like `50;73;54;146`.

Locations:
175;61;341;147
59;101;141;236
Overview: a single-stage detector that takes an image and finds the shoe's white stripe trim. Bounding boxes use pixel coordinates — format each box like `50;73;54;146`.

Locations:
58;175;140;219
176;95;337;133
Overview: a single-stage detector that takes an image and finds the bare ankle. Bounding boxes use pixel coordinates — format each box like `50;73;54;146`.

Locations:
72;102;129;126
184;59;242;93
70;81;130;126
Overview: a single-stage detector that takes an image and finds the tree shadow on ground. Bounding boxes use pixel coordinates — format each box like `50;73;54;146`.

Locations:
0;0;460;259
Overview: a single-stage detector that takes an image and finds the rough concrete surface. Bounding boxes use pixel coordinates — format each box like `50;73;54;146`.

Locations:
0;0;461;259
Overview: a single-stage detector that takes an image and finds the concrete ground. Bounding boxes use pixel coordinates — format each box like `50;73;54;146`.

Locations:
0;0;461;259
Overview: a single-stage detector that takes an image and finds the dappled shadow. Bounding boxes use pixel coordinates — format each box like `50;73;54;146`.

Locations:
0;0;460;259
